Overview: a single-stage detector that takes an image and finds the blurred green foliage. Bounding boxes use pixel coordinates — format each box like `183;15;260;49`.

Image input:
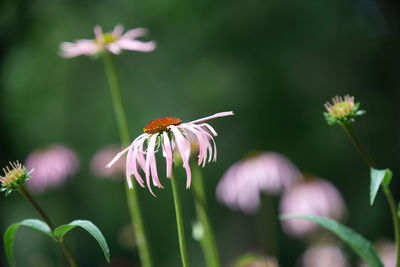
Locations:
1;0;399;266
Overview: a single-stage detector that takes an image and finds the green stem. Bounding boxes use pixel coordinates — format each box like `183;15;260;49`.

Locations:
170;171;189;267
103;52;153;267
342;122;400;267
342;123;375;168
17;186;77;267
191;165;220;267
103;51;130;145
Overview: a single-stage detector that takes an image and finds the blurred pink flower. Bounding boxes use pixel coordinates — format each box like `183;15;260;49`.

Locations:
25;144;79;194
60;24;156;58
216;152;301;214
90;144;125;179
359;240;395;267
280;177;346;238
107;111;234;196
302;244;349;267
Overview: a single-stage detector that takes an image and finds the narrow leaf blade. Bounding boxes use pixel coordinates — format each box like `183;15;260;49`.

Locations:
370;168;393;205
4;219;52;266
55;220;110;262
280;214;383;267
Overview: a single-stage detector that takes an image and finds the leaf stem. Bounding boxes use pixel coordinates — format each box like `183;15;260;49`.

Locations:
103;51;153;267
191;165;220;267
170;170;190;267
17;185;77;267
341;122;400;267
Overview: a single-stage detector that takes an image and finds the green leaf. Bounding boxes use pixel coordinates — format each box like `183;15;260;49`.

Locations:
280;214;383;267
4;219;53;266
54;220;110;263
370;168;393;205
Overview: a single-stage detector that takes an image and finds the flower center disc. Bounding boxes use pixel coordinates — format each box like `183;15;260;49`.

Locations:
144;117;182;134
97;33;118;44
331;102;352;116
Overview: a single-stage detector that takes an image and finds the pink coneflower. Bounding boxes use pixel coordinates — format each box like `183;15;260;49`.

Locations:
106;111;234;196
25;144;79;194
90;144;125;179
216;152;301;214
60;24;156;58
302;244;349;267
280;177;346;238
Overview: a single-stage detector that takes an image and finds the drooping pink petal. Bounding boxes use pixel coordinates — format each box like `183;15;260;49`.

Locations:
169;126;192;189
148;137;163;189
162;131;173;178
116;40;156;52
188;111;234;124
125;144;134;188
145;134;158;196
181;125;207;166
198;123;218;136
106;146;130;168
131;135;147;187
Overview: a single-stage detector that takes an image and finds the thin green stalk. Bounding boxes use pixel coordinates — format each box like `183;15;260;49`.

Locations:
17;185;77;267
342;122;400;267
103;52;153;267
170;171;189;267
191;165;220;267
342;123;375;168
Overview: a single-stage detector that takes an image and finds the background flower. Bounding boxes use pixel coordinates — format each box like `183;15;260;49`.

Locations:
90;144;125;179
279;177;347;238
301;243;349;267
25;144;79;194
216;151;301;214
60;24;156;58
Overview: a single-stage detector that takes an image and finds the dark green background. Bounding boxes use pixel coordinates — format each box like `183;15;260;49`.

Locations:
1;0;399;266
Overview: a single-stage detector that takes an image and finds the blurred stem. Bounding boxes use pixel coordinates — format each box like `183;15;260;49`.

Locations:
17;185;77;267
103;52;153;267
257;194;279;258
191;164;220;267
342;122;400;267
170;170;190;267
